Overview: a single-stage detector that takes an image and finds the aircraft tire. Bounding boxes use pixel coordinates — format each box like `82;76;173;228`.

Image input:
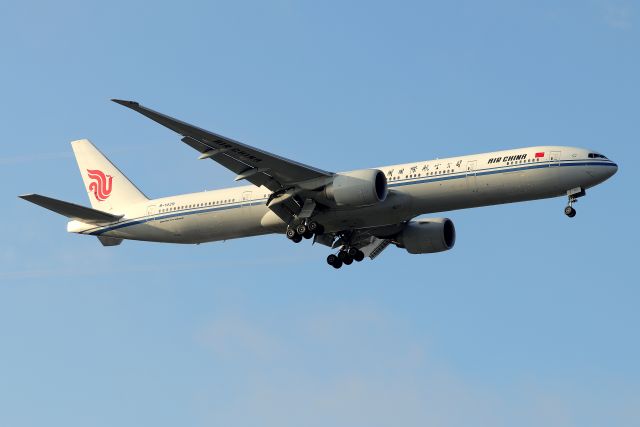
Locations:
286;228;297;239
564;206;576;218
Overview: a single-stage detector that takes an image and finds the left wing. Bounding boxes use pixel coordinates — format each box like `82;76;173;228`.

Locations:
111;99;333;193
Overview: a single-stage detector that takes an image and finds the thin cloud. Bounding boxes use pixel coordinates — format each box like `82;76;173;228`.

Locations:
0;151;73;165
194;306;640;427
197;315;284;360
0;144;158;166
0;251;316;281
602;1;633;30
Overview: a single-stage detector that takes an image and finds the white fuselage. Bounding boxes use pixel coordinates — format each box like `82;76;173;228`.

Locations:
68;146;618;243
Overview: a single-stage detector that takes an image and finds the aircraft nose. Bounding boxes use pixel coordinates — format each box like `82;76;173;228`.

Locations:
586;158;617;185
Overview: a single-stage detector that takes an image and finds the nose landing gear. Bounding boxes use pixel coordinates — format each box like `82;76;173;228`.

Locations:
564;187;585;218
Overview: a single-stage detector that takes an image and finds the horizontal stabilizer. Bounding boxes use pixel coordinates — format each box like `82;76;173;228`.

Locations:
19;194;123;224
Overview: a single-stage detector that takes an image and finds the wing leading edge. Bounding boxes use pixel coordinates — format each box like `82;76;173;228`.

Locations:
111;99;333;193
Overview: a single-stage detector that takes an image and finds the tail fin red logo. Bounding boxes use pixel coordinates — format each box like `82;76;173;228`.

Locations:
87;169;113;201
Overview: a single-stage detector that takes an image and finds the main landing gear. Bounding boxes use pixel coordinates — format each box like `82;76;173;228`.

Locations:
326;247;365;269
285;220;365;269
564;187;586;218
286;220;324;243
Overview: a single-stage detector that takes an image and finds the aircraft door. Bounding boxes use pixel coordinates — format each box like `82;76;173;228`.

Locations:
242;191;252;207
147;205;157;218
466;160;478;193
241;191;254;222
549;151;561;166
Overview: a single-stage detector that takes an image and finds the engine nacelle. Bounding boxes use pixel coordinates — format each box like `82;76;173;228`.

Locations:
325;169;388;207
397;218;456;254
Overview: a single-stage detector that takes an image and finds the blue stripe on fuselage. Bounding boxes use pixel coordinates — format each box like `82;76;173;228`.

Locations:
387;159;616;188
87;160;617;236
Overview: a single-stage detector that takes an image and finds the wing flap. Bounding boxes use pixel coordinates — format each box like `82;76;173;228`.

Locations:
181;136;280;190
19;194;123;224
365;239;392;259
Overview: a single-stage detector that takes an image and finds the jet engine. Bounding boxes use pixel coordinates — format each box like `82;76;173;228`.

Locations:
396;218;456;254
324;169;388;207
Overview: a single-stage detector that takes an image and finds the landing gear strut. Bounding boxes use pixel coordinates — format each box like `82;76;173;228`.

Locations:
564;187;585;218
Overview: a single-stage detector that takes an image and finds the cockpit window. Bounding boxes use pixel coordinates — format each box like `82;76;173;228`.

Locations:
588;153;608;159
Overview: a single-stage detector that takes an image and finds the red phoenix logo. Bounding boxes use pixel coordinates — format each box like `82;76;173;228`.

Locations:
87;169;113;201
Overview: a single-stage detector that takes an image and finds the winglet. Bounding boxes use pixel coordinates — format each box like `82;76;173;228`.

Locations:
111;99;140;108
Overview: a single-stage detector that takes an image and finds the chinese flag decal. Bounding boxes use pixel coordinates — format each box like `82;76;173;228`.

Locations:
535;152;545;158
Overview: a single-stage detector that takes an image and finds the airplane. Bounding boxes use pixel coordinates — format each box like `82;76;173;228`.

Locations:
20;99;618;269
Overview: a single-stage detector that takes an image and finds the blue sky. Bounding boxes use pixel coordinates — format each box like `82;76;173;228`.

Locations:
1;1;638;426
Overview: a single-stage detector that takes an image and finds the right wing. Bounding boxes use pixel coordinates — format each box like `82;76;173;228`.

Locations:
19;194;123;224
111;99;333;192
112;99;336;223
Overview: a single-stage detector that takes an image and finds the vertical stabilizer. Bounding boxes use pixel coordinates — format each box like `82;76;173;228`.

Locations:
71;139;148;212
